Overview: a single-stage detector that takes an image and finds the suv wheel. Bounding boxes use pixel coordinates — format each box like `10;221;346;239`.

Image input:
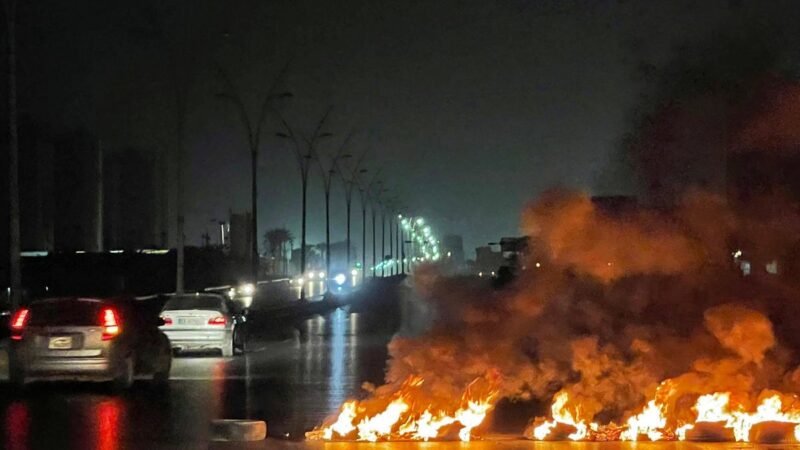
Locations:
8;365;25;387
112;356;134;390
152;350;171;384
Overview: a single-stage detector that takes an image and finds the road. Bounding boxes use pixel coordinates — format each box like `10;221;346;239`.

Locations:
0;279;795;449
225;441;800;450
0;288;399;449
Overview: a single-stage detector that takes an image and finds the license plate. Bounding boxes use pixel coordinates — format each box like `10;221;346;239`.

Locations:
178;318;203;326
48;336;73;350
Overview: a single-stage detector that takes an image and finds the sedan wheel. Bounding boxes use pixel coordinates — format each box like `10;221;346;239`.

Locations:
233;325;245;355
222;331;234;357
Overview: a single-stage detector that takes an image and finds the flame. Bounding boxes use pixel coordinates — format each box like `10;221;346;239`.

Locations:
620;400;668;441
307;373;499;442
531;390;594;441
532;389;800;443
357;398;410;442
311;374;800;442
730;395;800;442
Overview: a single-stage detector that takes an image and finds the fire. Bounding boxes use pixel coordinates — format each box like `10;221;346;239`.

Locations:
620;400;668;441
532;389;800;443
306;373;500;442
531;390;594;441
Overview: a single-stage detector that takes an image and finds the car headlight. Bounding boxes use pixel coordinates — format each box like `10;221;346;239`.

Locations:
237;283;255;296
334;273;347;286
318;271;326;279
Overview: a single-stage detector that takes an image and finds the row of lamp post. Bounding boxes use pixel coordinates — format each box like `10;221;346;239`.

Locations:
273;110;445;295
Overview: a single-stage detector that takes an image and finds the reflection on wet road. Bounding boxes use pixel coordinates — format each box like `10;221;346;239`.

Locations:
0;307;397;448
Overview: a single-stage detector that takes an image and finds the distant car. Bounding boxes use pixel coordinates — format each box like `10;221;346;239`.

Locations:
8;297;172;388
159;293;245;357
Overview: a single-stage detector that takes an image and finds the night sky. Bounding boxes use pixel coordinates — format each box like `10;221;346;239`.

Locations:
16;0;799;257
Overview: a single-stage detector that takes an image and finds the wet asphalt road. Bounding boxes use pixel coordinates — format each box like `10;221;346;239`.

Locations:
0;296;399;449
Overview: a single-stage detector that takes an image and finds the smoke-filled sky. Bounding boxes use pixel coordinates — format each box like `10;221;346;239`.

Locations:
16;0;800;255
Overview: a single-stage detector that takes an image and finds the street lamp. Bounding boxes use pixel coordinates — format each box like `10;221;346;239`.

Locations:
215;63;293;285
357;169;383;279
338;150;369;274
315;131;354;284
275;108;333;300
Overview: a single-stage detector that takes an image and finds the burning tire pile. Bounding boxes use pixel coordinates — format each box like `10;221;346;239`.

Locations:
308;186;800;444
530;390;800;443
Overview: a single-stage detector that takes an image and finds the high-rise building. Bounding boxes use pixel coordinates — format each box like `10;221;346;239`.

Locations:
442;234;465;271
104;148;160;249
53;129;103;252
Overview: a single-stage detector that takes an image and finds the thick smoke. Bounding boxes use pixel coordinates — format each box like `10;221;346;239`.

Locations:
338;17;800;435
381;186;800;428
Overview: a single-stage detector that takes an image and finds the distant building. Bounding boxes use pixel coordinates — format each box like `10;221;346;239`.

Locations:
19;118;55;251
229;211;253;262
323;240;357;273
441;234;465;272
104;148;160;249
475;245;504;275
53;129;103;252
291;245;323;275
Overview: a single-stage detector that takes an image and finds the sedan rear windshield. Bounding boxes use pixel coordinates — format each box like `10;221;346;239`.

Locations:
163;296;222;311
28;300;102;326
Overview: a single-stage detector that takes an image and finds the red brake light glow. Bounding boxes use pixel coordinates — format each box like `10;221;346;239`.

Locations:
208;316;226;326
10;308;29;340
161;316;173;326
101;307;121;340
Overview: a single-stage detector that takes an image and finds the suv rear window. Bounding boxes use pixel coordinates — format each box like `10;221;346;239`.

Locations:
28;299;102;326
163;296;222;311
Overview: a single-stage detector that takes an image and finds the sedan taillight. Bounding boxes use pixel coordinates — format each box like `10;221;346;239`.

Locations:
208;316;226;326
10;308;29;341
160;316;173;326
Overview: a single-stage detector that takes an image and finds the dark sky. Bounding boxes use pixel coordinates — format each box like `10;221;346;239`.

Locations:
16;0;794;256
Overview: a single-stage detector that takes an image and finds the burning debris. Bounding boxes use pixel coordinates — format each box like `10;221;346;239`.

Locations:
306;372;500;441
531;388;800;443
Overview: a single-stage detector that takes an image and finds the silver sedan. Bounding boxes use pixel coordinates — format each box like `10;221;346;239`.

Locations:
159;293;245;357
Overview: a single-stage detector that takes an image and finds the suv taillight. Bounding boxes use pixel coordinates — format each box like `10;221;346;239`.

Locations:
208;316;226;326
101;307;121;340
9;308;29;341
